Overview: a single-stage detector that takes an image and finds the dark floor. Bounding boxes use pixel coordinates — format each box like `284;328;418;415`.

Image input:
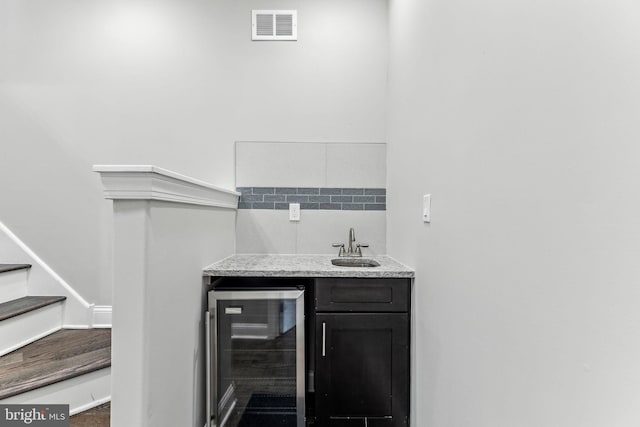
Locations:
70;402;110;427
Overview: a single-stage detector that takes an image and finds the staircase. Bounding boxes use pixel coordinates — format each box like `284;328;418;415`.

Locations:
0;263;111;415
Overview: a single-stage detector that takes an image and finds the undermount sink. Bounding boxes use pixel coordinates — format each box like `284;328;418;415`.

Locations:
331;258;380;268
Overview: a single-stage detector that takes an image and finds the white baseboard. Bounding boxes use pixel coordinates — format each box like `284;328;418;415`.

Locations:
92;306;112;328
71;394;111;415
62;324;90;329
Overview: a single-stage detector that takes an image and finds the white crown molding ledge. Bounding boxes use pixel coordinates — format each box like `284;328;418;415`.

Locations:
93;165;240;209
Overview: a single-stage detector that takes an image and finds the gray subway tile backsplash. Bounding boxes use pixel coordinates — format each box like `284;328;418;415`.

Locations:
300;203;320;210
309;195;331;203
342;188;365;195
364;188;386;196
319;188;343;195
253;187;275;194
286;195;309;203
365;203;386;210
275;187;298;194
243;194;265;202
237;187;387;211
342;203;364;210
354;196;376;203
297;187;320;194
331;195;353;203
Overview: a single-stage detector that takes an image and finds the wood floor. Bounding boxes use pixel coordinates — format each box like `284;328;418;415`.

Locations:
0;329;111;399
70;402;110;427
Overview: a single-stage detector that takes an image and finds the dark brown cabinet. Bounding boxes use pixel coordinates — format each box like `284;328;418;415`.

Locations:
314;279;411;427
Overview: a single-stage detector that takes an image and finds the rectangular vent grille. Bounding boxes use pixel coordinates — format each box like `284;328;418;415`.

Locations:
252;10;297;41
275;14;293;36
256;14;274;36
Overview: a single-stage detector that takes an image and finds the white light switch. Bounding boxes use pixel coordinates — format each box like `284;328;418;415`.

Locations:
423;194;431;222
289;203;300;221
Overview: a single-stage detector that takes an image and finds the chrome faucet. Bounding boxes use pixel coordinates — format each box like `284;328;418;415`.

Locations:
332;227;369;257
347;227;356;255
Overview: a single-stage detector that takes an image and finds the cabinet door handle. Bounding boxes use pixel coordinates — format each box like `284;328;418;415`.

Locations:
322;322;326;357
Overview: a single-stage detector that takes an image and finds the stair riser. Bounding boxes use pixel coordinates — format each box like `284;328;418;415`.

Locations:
0;269;28;304
0;303;63;356
0;367;111;416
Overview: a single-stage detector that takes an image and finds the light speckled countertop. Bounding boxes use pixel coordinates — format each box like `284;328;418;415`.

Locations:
203;254;414;278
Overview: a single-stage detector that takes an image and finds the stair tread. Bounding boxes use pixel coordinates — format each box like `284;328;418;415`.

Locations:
0;296;67;322
0;264;31;274
0;329;111;400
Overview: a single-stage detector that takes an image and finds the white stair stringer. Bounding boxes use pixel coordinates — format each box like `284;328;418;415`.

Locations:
0;268;28;304
0;367;111;416
0;302;64;357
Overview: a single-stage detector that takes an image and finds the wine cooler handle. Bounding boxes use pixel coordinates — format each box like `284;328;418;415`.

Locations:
322;322;326;357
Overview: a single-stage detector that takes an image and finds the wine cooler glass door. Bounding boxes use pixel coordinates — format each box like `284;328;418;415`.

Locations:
207;290;304;427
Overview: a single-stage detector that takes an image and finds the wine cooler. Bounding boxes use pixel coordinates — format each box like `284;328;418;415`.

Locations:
206;289;305;427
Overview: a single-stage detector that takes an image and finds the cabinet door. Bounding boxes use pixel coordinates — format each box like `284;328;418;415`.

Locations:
315;313;409;427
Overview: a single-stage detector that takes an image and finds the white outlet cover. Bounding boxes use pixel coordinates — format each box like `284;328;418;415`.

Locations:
289;203;300;221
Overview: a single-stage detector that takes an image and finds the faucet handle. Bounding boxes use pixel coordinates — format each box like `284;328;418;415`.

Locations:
355;243;369;257
332;243;346;257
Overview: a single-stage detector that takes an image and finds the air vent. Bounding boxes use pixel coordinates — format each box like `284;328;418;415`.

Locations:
252;10;297;41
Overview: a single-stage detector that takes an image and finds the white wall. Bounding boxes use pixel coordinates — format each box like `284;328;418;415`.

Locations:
0;0;388;305
387;0;640;426
110;200;236;427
